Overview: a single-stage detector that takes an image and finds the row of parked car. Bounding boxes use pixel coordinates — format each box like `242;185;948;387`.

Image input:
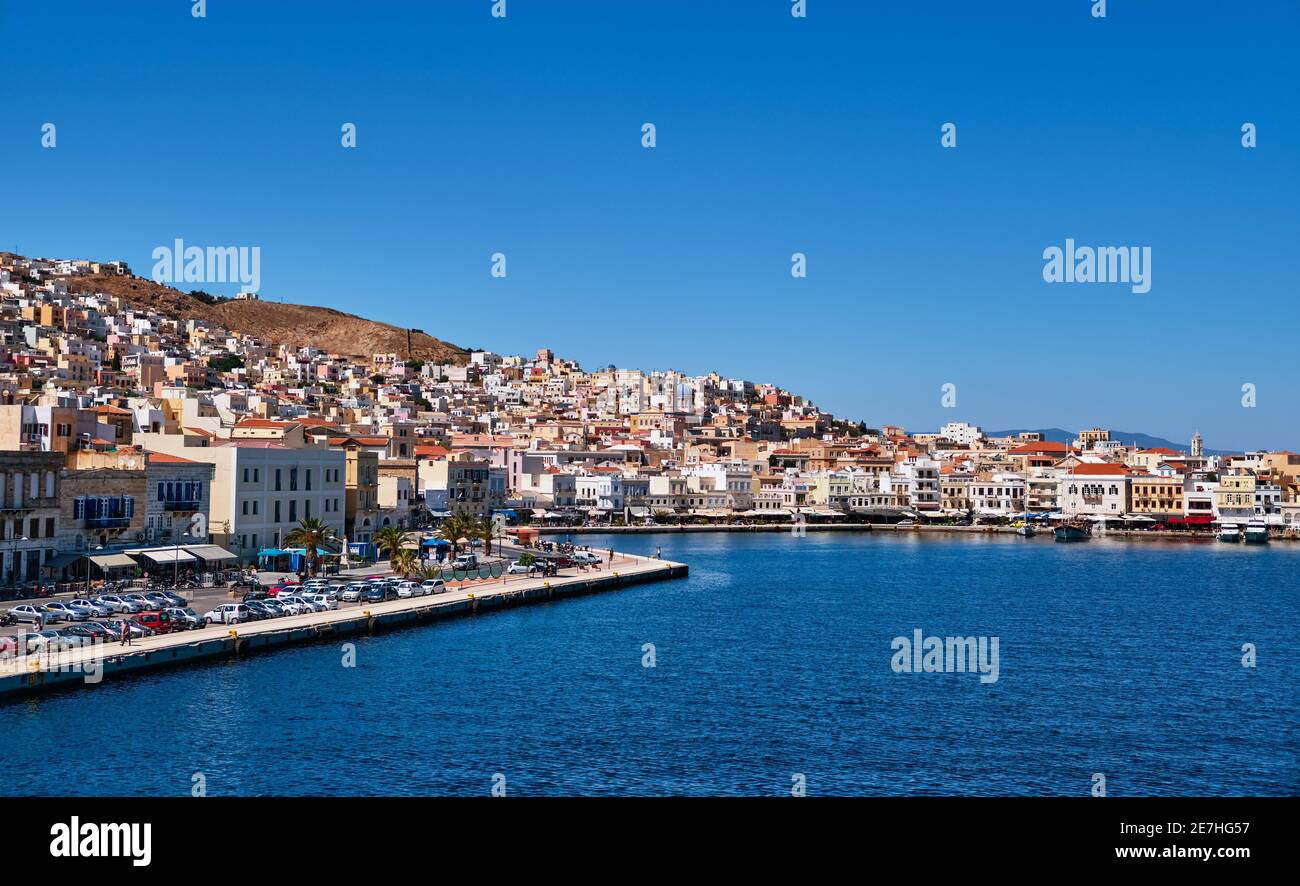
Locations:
5;589;191;625
1;605;210;657
206;575;452;624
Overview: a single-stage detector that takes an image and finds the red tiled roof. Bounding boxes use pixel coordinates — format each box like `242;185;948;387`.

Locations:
146;451;200;465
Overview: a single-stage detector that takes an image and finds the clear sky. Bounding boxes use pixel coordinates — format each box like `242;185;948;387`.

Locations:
2;1;1297;451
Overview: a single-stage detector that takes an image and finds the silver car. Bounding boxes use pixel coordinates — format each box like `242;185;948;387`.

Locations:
69;598;113;618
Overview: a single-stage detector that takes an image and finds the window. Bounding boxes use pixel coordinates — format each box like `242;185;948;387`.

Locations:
274;500;281;522
242;468;249;483
305;469;312;491
289;500;297;522
275;469;282;491
44;517;54;537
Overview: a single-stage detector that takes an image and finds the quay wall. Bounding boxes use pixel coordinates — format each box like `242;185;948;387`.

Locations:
0;560;687;700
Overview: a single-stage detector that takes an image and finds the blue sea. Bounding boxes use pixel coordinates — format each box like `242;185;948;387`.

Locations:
3;532;1297;796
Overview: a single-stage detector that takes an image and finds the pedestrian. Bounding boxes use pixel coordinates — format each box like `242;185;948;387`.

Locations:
655;545;662;560
120;620;129;646
607;547;614;566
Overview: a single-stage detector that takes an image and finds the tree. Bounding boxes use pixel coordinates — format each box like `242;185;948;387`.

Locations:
438;513;474;556
473;515;498;556
284;518;338;577
390;548;419;577
373;526;412;561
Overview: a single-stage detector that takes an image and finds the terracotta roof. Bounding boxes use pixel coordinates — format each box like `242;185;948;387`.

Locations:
146;451;200;465
1009;441;1071;454
234;418;299;429
1068;463;1134;476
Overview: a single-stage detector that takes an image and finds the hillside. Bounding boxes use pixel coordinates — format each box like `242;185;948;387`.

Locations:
988;428;1235;456
66;273;468;364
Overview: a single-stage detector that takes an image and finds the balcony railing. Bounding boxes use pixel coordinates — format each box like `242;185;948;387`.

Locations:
162;499;201;512
84;517;130;529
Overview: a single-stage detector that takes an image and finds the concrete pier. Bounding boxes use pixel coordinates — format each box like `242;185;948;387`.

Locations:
0;554;687;699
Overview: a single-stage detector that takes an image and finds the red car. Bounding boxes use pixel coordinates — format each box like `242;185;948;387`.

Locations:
268;583;301;598
131;610;177;635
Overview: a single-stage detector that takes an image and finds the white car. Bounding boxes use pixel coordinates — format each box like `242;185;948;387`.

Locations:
395;581;422;599
420;579;447;594
275;597;309;615
8;604;51;624
340;584;364;603
506;561;533;575
571;551;601;565
203;603;251;625
303;593;338;611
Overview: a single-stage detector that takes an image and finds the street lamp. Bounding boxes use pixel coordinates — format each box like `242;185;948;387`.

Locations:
174;530;192;586
85;544;103;595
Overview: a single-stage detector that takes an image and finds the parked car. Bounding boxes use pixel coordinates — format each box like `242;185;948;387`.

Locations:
361;586;387;604
142;592;174;609
69;598;114;618
301;594;335;611
8;604;51;624
395;581;421;599
420;579;447;594
203;603;252;625
259;598;287;617
91;620;126;641
242;600;272;620
506;560;533;575
120;593;153;611
452;553;480;571
29;630;78;652
158;590;188;608
122;620;155;639
42;602;88;622
571;551;601;565
131;611;177;635
164;607;205;630
340;584;364;603
275;596;309;615
94;594;139;614
64;623;111;641
269;583;302;598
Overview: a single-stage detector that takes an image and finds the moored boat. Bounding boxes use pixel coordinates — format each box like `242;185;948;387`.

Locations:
1217;523;1241;543
1244;520;1269;544
1016;524;1035;537
1053;520;1090;542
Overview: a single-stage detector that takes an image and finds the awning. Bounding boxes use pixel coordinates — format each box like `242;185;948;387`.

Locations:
45;552;82;569
421;537;451;547
258;548;289;557
132;548;198;565
627;506;650;517
89;552;138;570
185;544;238;561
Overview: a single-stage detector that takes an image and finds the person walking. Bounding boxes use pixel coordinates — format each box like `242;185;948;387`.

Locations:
607;547;614;566
120;620;129;647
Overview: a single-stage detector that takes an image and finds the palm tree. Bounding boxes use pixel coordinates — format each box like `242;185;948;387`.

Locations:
438;513;473;556
474;515;497;556
390;548;419;577
415;562;444;582
373;526;412;562
284;518;338;578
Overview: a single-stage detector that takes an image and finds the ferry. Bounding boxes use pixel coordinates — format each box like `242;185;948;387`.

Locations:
1244;520;1270;544
1217;523;1241;543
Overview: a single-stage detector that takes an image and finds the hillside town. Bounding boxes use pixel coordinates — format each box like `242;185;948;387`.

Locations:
2;252;1297;591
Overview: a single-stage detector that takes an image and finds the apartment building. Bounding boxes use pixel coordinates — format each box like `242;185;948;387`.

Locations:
0;451;63;584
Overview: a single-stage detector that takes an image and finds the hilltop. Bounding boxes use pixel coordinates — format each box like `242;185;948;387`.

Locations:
64;272;468;364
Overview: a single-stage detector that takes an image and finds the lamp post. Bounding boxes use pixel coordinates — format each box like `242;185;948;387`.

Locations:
85;544;103;595
174;531;192;586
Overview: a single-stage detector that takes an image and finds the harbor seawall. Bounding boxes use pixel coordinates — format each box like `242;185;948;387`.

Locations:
0;558;687;700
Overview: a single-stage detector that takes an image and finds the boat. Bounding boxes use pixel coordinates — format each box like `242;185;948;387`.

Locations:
1053;520;1091;542
1244;520;1270;544
1217;523;1241;543
1016;524;1035;537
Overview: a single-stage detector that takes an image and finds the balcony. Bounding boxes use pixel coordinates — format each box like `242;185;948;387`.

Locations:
162;499;201;512
84;517;130;529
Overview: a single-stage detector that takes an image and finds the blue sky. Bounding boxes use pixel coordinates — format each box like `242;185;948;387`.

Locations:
2;1;1297;451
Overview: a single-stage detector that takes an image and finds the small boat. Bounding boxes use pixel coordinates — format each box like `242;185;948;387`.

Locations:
1218;523;1241;543
1244;520;1269;544
1053;520;1091;542
1016;524;1035;537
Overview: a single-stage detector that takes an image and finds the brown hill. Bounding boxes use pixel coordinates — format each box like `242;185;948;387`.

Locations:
69;274;468;363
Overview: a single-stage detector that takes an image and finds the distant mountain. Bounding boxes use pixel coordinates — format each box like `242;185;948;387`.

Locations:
67;272;469;364
987;428;1236;456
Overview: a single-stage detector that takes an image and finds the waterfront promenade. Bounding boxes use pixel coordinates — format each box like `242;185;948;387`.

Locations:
0;549;686;698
